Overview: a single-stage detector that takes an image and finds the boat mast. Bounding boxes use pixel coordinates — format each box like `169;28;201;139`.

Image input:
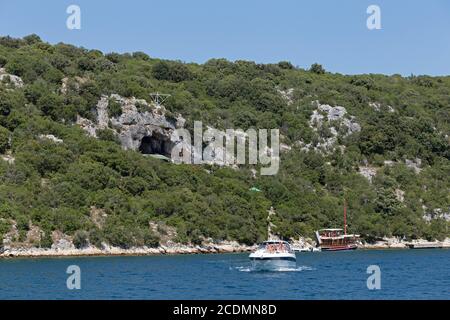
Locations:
344;199;347;235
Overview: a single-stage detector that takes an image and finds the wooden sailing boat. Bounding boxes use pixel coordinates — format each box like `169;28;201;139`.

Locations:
315;199;360;251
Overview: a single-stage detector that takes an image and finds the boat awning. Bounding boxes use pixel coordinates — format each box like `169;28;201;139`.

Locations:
320;234;359;239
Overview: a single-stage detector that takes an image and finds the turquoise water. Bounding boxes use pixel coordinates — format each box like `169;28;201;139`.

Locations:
0;249;449;299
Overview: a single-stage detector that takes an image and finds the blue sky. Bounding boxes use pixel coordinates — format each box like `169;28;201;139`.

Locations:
0;0;449;75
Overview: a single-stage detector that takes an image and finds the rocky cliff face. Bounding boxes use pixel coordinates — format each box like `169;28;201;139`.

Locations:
77;97;364;165
77;94;186;158
77;94;276;166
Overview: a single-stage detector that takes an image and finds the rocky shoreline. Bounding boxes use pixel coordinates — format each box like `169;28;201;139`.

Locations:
1;238;449;259
0;241;256;259
359;238;450;250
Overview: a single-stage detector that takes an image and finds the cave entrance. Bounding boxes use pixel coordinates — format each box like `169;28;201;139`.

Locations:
139;133;171;158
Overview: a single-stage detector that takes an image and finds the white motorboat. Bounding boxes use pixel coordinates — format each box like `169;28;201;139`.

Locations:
249;240;296;271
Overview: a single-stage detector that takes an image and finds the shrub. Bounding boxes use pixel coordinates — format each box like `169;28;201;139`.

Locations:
152;61;193;82
105;52;121;63
73;230;89;248
36;93;64;120
309;63;325;74
104;225;133;248
0;125;10;153
142;229;160;247
88;229;104;248
278;61;294;70
0;90;25;118
0;220;11;246
40;231;53;248
108;98;123;118
96;128;119;144
23;34;42;45
132;51;150;61
135;101;150;113
0;56;7;67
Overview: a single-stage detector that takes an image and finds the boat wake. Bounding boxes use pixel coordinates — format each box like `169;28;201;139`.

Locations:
232;265;314;272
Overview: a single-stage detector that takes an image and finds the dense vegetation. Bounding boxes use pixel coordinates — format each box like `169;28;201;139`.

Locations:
0;34;448;249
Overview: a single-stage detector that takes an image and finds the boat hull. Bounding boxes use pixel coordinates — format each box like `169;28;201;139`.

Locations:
320;244;357;252
249;257;296;271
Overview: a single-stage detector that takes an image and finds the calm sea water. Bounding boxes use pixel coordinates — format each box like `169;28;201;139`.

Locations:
0;249;449;299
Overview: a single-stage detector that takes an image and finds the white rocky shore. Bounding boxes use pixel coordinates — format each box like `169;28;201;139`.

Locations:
292;236;450;250
2;238;449;258
358;237;450;249
0;241;255;258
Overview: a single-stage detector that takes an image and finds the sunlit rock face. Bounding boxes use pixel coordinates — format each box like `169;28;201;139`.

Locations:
358;166;377;183
310;102;361;135
422;207;450;222
77;95;259;165
0;68;24;88
77;94;185;158
300;101;361;153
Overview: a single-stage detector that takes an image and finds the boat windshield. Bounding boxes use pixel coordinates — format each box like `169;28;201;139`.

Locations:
259;242;293;253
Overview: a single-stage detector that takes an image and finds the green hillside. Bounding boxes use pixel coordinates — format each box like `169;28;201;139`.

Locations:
0;34;448;249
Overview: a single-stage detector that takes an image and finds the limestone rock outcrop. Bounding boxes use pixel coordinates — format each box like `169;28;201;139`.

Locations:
310;101;361;135
0;68;24;88
301;101;361;152
77;94;187;158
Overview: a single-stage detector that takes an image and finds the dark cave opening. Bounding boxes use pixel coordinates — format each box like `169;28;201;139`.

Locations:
138;133;171;157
